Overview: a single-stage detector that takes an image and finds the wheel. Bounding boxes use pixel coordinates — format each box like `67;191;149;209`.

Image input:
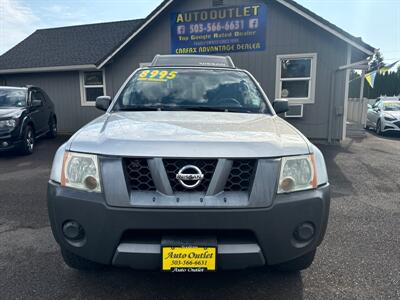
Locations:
47;116;57;138
61;248;104;271
20;125;35;155
376;120;383;135
271;249;316;272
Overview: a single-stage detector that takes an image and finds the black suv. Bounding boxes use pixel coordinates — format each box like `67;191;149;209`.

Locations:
0;86;57;154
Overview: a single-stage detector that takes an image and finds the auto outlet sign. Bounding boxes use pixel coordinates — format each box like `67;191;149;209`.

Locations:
170;4;267;55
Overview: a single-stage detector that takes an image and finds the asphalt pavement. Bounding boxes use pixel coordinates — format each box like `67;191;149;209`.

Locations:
0;132;399;299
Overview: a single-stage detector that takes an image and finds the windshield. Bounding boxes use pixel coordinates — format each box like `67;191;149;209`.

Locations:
0;88;26;108
383;101;400;111
114;68;269;113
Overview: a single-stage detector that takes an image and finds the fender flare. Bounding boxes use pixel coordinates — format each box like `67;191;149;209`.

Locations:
19;115;35;136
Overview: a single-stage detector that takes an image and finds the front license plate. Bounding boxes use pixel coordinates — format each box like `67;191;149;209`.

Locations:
162;246;216;272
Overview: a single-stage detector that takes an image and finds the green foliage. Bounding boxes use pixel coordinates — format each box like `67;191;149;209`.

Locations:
349;52;400;99
369;51;384;71
350;70;400;98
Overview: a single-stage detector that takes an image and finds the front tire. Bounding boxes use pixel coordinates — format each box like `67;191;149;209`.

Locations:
271;249;316;272
61;248;104;271
20;125;35;155
376;120;383;135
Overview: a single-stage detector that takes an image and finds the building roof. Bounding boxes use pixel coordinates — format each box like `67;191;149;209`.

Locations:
277;0;375;54
0;19;144;72
0;0;375;74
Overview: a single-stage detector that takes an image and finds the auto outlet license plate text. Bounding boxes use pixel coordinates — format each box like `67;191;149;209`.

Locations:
162;247;216;272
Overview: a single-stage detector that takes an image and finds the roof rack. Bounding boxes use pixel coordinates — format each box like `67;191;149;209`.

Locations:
150;55;236;69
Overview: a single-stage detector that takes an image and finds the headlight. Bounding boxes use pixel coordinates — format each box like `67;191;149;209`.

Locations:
384;115;396;121
61;152;101;192
0;119;17;128
278;155;317;194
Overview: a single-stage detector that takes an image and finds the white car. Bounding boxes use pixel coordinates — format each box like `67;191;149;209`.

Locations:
366;99;400;135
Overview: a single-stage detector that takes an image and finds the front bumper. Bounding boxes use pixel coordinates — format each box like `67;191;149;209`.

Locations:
48;181;330;270
0;136;23;151
381;119;400;132
0;129;22;152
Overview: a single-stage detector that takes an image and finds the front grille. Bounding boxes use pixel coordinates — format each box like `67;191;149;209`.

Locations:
124;158;257;193
164;159;217;192
121;229;256;243
124;158;156;191
394;121;400;128
224;160;257;191
0;130;10;138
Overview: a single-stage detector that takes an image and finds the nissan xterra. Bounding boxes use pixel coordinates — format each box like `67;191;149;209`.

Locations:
48;55;330;272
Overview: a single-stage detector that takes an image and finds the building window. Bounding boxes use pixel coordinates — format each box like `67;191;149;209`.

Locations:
276;53;317;104
80;70;106;106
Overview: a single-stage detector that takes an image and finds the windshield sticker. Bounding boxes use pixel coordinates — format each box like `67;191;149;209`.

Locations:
138;70;177;82
384;102;400;108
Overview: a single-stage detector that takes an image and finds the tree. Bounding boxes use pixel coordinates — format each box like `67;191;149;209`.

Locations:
369;50;384;71
349;58;400;99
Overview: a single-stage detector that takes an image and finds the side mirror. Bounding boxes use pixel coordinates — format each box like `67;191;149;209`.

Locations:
273;98;289;114
31;99;42;107
95;96;112;111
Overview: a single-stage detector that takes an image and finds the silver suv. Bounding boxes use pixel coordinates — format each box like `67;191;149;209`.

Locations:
48;55;330;272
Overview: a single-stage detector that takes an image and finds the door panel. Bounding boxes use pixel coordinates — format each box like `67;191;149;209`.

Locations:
369;101;381;127
29;90;48;134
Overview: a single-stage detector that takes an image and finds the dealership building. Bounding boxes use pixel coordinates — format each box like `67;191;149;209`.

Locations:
0;0;375;142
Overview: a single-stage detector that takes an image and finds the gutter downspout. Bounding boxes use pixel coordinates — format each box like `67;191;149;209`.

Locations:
342;45;352;140
359;70;366;127
328;70;338;144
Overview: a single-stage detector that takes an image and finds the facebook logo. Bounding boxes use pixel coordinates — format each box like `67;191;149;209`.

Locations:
177;25;186;35
249;18;259;29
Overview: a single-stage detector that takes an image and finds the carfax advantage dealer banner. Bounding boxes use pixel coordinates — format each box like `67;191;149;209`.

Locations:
170;4;267;55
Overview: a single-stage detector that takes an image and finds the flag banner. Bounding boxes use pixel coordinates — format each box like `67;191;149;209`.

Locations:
365;70;377;88
379;60;399;74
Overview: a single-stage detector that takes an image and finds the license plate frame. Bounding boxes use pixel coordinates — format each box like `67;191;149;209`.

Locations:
161;246;217;272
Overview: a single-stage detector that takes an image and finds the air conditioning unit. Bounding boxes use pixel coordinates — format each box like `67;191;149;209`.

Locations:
285;105;303;118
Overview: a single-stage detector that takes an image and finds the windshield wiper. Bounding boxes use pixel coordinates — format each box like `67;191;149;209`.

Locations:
117;105;258;113
175;106;257;113
118;105;163;111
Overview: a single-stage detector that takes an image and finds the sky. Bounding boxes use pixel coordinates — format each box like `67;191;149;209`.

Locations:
0;0;400;63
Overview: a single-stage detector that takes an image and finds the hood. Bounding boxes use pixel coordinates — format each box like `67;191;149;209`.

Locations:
0;107;24;119
68;111;311;158
384;111;400;119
